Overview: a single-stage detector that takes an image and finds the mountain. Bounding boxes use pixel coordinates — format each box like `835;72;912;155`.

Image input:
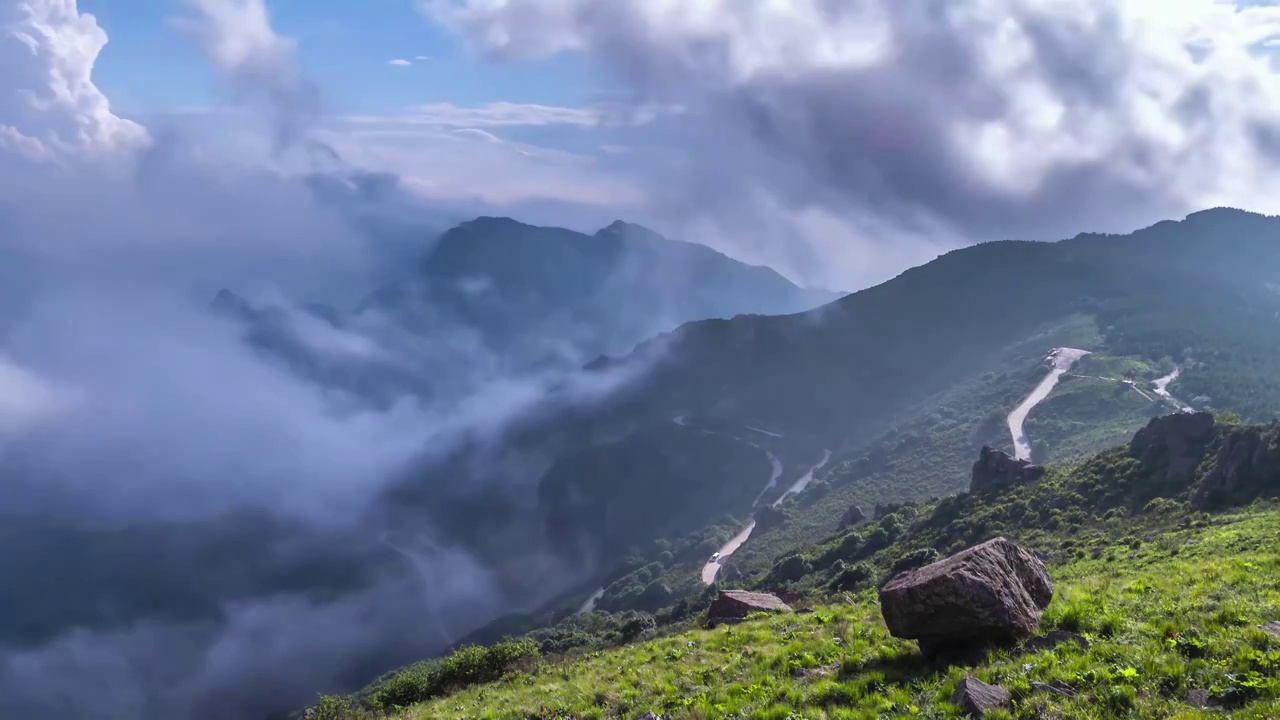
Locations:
378;207;1280;625
360;216;842;364
318;414;1280;719
214;217;841;403
19;208;1280;720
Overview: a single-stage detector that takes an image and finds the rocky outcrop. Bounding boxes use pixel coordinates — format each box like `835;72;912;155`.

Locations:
1260;621;1280;637
1193;424;1280;508
1021;629;1089;653
970;447;1045;494
707;590;792;627
951;677;1010;717
839;504;866;529
1129;412;1216;481
879;537;1053;656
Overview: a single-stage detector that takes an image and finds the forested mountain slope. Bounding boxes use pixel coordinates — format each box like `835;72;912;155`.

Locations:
315;413;1280;720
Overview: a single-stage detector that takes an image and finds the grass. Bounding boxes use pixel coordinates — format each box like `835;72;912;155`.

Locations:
383;509;1280;719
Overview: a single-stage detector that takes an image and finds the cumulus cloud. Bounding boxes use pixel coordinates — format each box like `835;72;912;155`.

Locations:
0;0;147;157
423;0;1280;287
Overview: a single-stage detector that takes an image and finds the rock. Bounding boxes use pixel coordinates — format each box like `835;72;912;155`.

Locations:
707;590;792;627
1193;424;1280;508
1187;689;1211;708
1021;629;1090;653
1259;621;1280;637
1031;680;1078;698
839;504;866;529
951;677;1010;717
879;537;1054;656
970;446;1045;494
1129;412;1215;481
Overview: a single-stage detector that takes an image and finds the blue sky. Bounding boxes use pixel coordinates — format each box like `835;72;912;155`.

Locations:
78;0;603;116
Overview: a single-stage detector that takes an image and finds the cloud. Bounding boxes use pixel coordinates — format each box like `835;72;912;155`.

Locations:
0;0;147;157
422;0;1280;287
389;58;412;66
343;100;675;129
0;1;650;718
179;0;320;149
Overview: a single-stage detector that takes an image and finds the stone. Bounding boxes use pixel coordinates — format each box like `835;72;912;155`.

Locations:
970;446;1045;494
1129;412;1215;482
1193;425;1280;507
951;677;1010;717
1021;629;1090;653
707;590;792;627
1031;680;1078;698
839;504;866;529
879;537;1054;656
1259;621;1280;637
1187;689;1211;708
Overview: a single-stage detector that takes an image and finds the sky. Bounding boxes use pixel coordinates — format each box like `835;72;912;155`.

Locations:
14;0;1280;290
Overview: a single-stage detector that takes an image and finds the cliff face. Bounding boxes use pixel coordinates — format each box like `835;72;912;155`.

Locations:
970;446;1045;495
1194;422;1280;508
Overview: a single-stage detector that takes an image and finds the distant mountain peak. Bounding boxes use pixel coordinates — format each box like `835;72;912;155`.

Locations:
458;216;529;231
595;219;668;243
1183;206;1266;222
209;288;256;321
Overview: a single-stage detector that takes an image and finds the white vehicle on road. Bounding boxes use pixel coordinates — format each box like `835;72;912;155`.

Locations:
710;552;721;563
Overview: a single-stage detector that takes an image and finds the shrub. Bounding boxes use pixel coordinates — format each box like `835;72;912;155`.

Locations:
891;548;941;575
828;563;872;592
370;638;539;710
620;613;656;642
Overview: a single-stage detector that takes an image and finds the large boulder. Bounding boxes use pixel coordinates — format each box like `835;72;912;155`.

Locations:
707;590;791;627
839;504;866;529
879;537;1053;656
1129;412;1216;481
970;447;1045;494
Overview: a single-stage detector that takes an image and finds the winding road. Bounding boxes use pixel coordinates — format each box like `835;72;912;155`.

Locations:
701;449;832;584
1007;348;1091;461
1153;367;1194;413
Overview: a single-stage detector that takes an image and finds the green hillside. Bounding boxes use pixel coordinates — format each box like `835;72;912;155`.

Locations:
309;414;1280;719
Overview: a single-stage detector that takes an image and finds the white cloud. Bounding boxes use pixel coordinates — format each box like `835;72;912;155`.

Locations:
342;100;673;129
179;0;318;147
0;0;147;157
422;0;1280;287
388;58;412;66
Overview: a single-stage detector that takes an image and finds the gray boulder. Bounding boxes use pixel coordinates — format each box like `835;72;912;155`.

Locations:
970;446;1044;494
707;590;792;627
839;504;866;529
879;537;1053;656
951;677;1010;717
1130;412;1215;481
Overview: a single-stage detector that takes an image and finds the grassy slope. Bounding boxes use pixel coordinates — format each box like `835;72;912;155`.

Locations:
405;508;1280;719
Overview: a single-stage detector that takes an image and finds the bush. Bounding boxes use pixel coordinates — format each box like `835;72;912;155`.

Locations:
620;613;656;642
828;563;872;592
891;548;941;575
370;638;539;710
